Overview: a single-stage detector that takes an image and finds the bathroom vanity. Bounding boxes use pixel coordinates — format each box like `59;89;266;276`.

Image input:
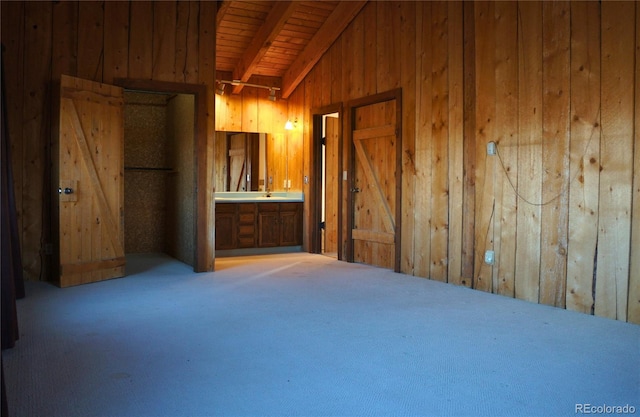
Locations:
215;192;304;254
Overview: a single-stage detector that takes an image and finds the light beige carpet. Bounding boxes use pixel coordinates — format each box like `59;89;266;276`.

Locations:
3;252;639;417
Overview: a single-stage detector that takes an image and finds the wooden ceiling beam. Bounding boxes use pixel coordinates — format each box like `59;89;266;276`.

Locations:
280;0;367;99
231;1;297;94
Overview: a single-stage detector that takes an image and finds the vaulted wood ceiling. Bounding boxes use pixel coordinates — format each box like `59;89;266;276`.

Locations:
216;0;367;98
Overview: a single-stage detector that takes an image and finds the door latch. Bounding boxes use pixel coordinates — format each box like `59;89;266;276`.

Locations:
58;187;74;195
350;187;360;193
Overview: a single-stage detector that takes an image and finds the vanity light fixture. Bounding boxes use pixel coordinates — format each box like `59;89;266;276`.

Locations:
285;119;297;131
268;88;277;102
216;82;226;96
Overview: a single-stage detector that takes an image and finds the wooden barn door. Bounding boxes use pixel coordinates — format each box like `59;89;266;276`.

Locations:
349;91;402;271
56;75;125;287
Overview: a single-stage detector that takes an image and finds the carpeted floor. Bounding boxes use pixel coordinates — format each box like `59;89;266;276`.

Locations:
2;252;639;417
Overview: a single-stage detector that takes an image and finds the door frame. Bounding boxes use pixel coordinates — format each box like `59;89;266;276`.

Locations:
346;88;402;272
310;103;343;256
113;78;212;272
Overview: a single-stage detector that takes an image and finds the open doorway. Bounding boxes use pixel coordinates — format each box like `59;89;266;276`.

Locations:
312;104;342;258
320;113;339;258
123;91;196;266
113;78;213;273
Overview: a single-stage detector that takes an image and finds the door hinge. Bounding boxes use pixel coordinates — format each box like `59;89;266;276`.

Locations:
319;221;325;230
321;137;326;146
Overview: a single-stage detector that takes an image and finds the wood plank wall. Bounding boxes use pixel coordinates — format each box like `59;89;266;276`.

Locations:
288;1;638;323
214;76;295;193
1;1;216;281
2;1;639;324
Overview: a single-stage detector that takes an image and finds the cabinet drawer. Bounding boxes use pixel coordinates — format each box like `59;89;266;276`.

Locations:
216;203;236;213
238;213;255;224
238;237;256;248
258;202;279;212
239;203;256;213
239;224;255;235
279;202;300;212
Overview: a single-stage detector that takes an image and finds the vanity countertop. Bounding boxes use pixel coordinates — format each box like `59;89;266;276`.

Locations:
215;191;304;203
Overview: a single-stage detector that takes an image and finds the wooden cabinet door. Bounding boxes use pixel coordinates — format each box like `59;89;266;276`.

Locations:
258;203;280;247
56;75;125;287
258;212;280;247
280;203;301;246
215;204;237;250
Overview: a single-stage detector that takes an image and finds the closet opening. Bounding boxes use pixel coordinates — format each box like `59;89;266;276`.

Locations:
123;90;196;267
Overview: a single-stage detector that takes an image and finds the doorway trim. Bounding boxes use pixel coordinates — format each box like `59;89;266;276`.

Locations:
346;88;402;272
113;78;212;272
310;103;343;256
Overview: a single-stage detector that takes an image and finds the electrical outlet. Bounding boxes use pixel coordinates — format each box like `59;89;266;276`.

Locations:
484;250;495;265
487;141;496;156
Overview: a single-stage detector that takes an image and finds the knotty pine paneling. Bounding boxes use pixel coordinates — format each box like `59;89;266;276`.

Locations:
103;1;129;84
399;1;416;276
515;1;543;303
539;1;570;308
1;1;25;261
493;1;518;298
412;1;433;279
152;1;177;82
472;1;496;293
429;1;450;283
629;5;640;324
128;1;153;79
52;1;78;80
1;0;216;280
21;1;52;281
461;2;476;285
77;1;103;81
198;0;216;272
446;1;464;287
214;79;292;195
287;0;638;323
566;1;600;315
596;1;635;321
175;1;200;84
3;1;639;324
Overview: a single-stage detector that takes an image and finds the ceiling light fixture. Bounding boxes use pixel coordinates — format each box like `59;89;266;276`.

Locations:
216;83;226;95
268;88;277;102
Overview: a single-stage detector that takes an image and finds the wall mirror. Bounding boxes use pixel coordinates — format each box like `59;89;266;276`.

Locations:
214;131;268;192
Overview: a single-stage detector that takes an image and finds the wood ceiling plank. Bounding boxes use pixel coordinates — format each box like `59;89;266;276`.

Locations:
281;0;367;98
280;24;318;36
232;1;298;93
216;1;231;31
299;1;339;12
232;1;274;13
287;16;325;28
